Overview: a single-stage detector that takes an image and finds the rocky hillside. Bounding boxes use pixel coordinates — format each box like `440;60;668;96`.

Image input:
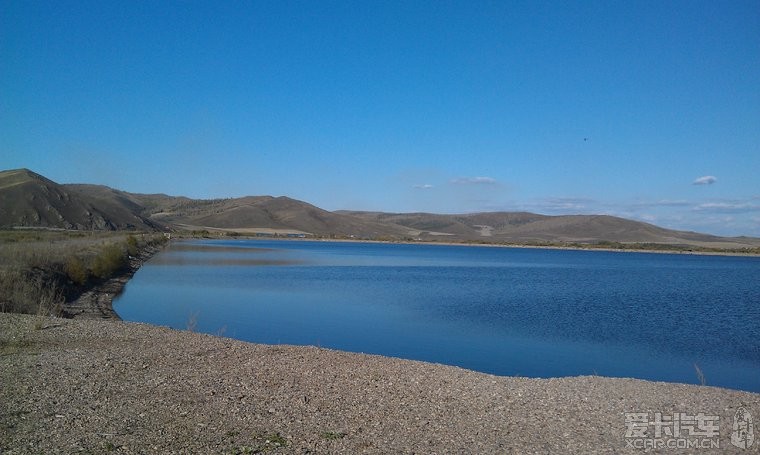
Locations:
0;169;161;230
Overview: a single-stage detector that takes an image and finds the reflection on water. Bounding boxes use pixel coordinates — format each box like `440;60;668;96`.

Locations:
167;243;280;254
149;241;304;266
150;257;303;266
114;239;760;392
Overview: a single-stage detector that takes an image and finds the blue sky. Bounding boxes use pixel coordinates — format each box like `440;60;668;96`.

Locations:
2;1;759;236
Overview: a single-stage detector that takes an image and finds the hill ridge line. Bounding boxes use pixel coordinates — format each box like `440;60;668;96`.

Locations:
1;168;759;250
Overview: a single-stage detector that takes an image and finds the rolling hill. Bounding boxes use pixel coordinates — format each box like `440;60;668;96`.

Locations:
340;211;755;248
1;168;758;250
145;195;411;238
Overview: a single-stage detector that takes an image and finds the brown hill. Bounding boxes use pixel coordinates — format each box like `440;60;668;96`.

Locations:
0;171;406;237
339;211;548;237
340;211;760;249
0;169;161;230
2;168;758;249
148;195;410;238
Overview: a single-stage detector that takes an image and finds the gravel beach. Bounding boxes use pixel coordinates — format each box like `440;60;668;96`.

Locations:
1;313;757;454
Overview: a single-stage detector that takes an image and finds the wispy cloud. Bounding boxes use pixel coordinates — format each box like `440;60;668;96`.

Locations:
450;176;497;185
693;175;717;185
491;197;598;215
413;184;434;189
693;201;760;213
629;199;691;209
537;197;594;212
652;199;691;207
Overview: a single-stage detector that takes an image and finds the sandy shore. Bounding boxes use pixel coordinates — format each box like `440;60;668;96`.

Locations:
1;313;757;454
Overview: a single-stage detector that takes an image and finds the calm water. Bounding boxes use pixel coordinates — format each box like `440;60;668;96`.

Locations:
114;239;760;392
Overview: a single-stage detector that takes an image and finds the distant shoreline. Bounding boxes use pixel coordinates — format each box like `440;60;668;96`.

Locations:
409;239;760;257
183;232;760;258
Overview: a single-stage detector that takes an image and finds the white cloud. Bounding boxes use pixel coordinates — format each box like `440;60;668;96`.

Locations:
450;176;497;185
652;199;691;207
413;184;434;189
693;175;717;185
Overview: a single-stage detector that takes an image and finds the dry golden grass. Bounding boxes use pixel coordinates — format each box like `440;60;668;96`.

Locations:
0;230;166;315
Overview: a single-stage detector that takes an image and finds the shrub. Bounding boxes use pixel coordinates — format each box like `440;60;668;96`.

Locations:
91;244;127;279
0;268;62;315
126;235;139;256
64;256;89;285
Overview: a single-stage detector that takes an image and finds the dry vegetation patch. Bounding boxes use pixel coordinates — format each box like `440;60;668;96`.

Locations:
0;230;166;315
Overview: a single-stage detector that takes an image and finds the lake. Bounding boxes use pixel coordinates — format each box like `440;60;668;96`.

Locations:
114;239;760;393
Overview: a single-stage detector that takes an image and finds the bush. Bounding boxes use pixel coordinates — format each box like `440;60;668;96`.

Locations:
126;235;139;256
91;244;127;279
64;257;89;285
